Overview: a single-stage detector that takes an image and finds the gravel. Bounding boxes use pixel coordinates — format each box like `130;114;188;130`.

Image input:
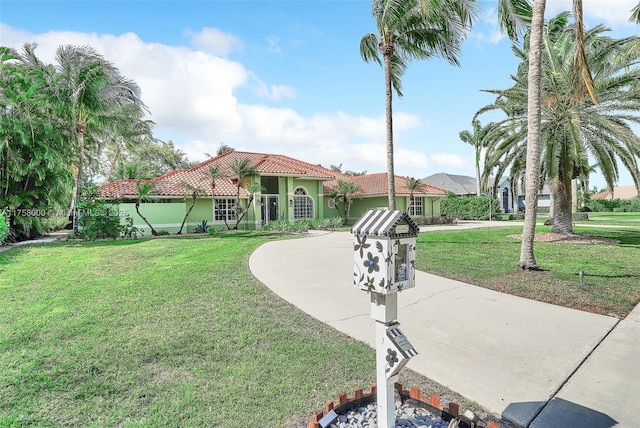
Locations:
328;401;459;428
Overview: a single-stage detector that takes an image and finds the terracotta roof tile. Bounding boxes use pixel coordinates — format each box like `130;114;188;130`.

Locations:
98;151;447;199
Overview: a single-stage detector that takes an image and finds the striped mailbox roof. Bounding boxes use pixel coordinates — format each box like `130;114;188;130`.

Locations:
351;209;419;238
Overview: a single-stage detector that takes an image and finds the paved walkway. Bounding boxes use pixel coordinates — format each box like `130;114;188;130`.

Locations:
249;223;639;428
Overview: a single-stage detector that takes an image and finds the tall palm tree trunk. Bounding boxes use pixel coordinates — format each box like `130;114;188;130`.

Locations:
384;50;396;211
518;0;546;270
475;147;482;196
551;171;574;234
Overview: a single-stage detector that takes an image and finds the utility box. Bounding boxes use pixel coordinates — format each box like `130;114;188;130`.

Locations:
351;209;419;294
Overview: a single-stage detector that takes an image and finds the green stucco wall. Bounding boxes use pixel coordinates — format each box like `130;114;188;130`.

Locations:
117;201;186;235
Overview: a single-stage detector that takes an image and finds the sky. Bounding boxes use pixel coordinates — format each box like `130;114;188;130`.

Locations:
0;0;638;190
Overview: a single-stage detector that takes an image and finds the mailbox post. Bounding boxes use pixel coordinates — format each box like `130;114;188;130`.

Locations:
351;209;419;428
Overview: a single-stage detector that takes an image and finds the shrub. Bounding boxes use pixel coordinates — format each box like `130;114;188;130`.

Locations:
193;220;209;233
157;230;171;236
0;211;9;245
77;194;122;240
122;214;142;239
441;193;501;220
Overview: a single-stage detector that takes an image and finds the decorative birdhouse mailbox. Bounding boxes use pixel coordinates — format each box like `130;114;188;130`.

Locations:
351;209;420;428
351;209;419;295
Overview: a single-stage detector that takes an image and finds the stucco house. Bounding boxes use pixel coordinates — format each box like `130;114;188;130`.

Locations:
591;186;639;200
98;150;446;234
422;173;551;214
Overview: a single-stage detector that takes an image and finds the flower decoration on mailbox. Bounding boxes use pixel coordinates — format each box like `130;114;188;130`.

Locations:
351;210;419;294
384;325;418;379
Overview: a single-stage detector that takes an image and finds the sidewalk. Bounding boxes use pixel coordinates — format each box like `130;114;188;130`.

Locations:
249;225;639;427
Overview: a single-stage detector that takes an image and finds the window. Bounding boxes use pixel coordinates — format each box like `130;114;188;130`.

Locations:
215;198;237;221
408;197;423;216
293;187;314;220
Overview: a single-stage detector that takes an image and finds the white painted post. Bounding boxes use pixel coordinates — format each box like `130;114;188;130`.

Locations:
371;292;398;428
376;320;398;428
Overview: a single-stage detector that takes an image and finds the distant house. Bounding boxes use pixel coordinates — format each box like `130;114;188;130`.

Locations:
422;173;553;214
98;151;447;234
591;186;639;200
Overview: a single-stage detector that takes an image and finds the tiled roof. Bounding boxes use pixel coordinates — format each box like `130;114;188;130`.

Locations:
591;185;639;200
98;151;337;198
98;150;447;199
323;173;447;197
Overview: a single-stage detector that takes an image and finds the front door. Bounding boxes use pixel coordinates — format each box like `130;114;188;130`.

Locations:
261;195;279;224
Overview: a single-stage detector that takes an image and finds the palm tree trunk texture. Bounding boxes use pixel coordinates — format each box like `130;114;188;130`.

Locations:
551;172;574;235
518;0;546;270
384;51;396;211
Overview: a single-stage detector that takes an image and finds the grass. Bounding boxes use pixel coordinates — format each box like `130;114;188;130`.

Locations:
578;211;640;226
416;225;640;318
0;235;504;427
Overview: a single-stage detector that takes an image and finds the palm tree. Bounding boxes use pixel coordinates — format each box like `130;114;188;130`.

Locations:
229;158;258;230
479;14;640;238
177;182;203;235
201;165;222;223
631;1;640;23
329;180;361;223
18;44;150;220
360;0;480;210
518;0;546;270
406;176;421;213
134;181;158;236
459;120;494;196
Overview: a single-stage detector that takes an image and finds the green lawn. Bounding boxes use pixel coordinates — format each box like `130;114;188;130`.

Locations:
578;211;640;226
0;234;502;427
416;225;640;318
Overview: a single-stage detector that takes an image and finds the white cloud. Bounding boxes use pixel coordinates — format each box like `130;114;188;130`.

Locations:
545;0;638;24
1;24;430;176
430;153;471;168
185;27;242;56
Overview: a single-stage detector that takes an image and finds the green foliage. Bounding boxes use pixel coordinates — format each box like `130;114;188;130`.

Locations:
585;198;640;213
0;46;73;240
0;211;9;244
76;188;122;240
157;230;171;236
441;193;501;220
412;216;456;226
121;214;142;239
262;218;344;234
193;220;209;233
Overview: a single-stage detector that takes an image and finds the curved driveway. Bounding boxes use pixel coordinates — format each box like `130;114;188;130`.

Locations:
249;222;638;427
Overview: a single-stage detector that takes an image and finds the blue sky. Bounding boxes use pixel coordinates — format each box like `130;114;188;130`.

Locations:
1;0;638;190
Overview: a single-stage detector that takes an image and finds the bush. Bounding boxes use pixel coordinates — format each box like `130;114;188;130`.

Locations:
193;220;209;233
441;193;501;220
412;216;456;226
0;211;9;245
157;230;171;236
77;199;122;240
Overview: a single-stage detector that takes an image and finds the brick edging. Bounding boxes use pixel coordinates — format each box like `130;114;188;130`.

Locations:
308;382;499;428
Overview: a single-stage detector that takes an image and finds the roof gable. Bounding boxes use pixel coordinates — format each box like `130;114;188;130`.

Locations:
351;209;419;238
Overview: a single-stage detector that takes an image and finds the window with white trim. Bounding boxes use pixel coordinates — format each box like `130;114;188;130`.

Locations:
215;198;237;221
293;187;314;220
408;197;423;216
